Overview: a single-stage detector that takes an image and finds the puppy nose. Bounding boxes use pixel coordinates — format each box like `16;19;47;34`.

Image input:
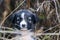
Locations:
22;24;25;28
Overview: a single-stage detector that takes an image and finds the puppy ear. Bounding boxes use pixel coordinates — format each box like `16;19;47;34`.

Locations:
32;14;39;24
8;13;16;23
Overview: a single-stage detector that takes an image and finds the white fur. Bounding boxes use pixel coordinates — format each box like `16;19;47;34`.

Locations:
20;13;27;28
21;12;25;19
20;19;27;28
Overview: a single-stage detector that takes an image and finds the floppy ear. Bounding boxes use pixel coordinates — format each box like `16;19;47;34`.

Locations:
32;14;39;24
8;13;16;23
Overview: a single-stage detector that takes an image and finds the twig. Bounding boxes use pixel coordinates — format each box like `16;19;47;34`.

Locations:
36;1;50;11
53;0;60;23
0;26;14;31
47;9;55;19
0;30;21;34
57;35;59;40
43;24;60;32
36;33;60;36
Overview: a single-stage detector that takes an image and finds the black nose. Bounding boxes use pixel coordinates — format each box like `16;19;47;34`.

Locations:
22;24;25;28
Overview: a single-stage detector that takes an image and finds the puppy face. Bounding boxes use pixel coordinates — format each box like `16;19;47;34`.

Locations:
10;9;39;30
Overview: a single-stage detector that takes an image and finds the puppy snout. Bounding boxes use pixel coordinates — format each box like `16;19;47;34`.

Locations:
22;24;25;28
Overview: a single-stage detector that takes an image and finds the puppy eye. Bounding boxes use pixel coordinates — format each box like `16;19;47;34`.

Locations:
28;17;31;20
17;17;19;19
28;17;32;23
19;17;22;21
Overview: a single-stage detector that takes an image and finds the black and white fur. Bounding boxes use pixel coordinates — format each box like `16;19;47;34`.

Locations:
9;9;39;40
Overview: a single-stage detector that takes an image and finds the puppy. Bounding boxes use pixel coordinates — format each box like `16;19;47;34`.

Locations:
9;9;39;40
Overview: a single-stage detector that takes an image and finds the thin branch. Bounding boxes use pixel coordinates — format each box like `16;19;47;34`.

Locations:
0;26;14;31
36;33;60;36
0;30;21;34
36;1;50;11
43;24;60;32
53;0;60;23
47;9;55;19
